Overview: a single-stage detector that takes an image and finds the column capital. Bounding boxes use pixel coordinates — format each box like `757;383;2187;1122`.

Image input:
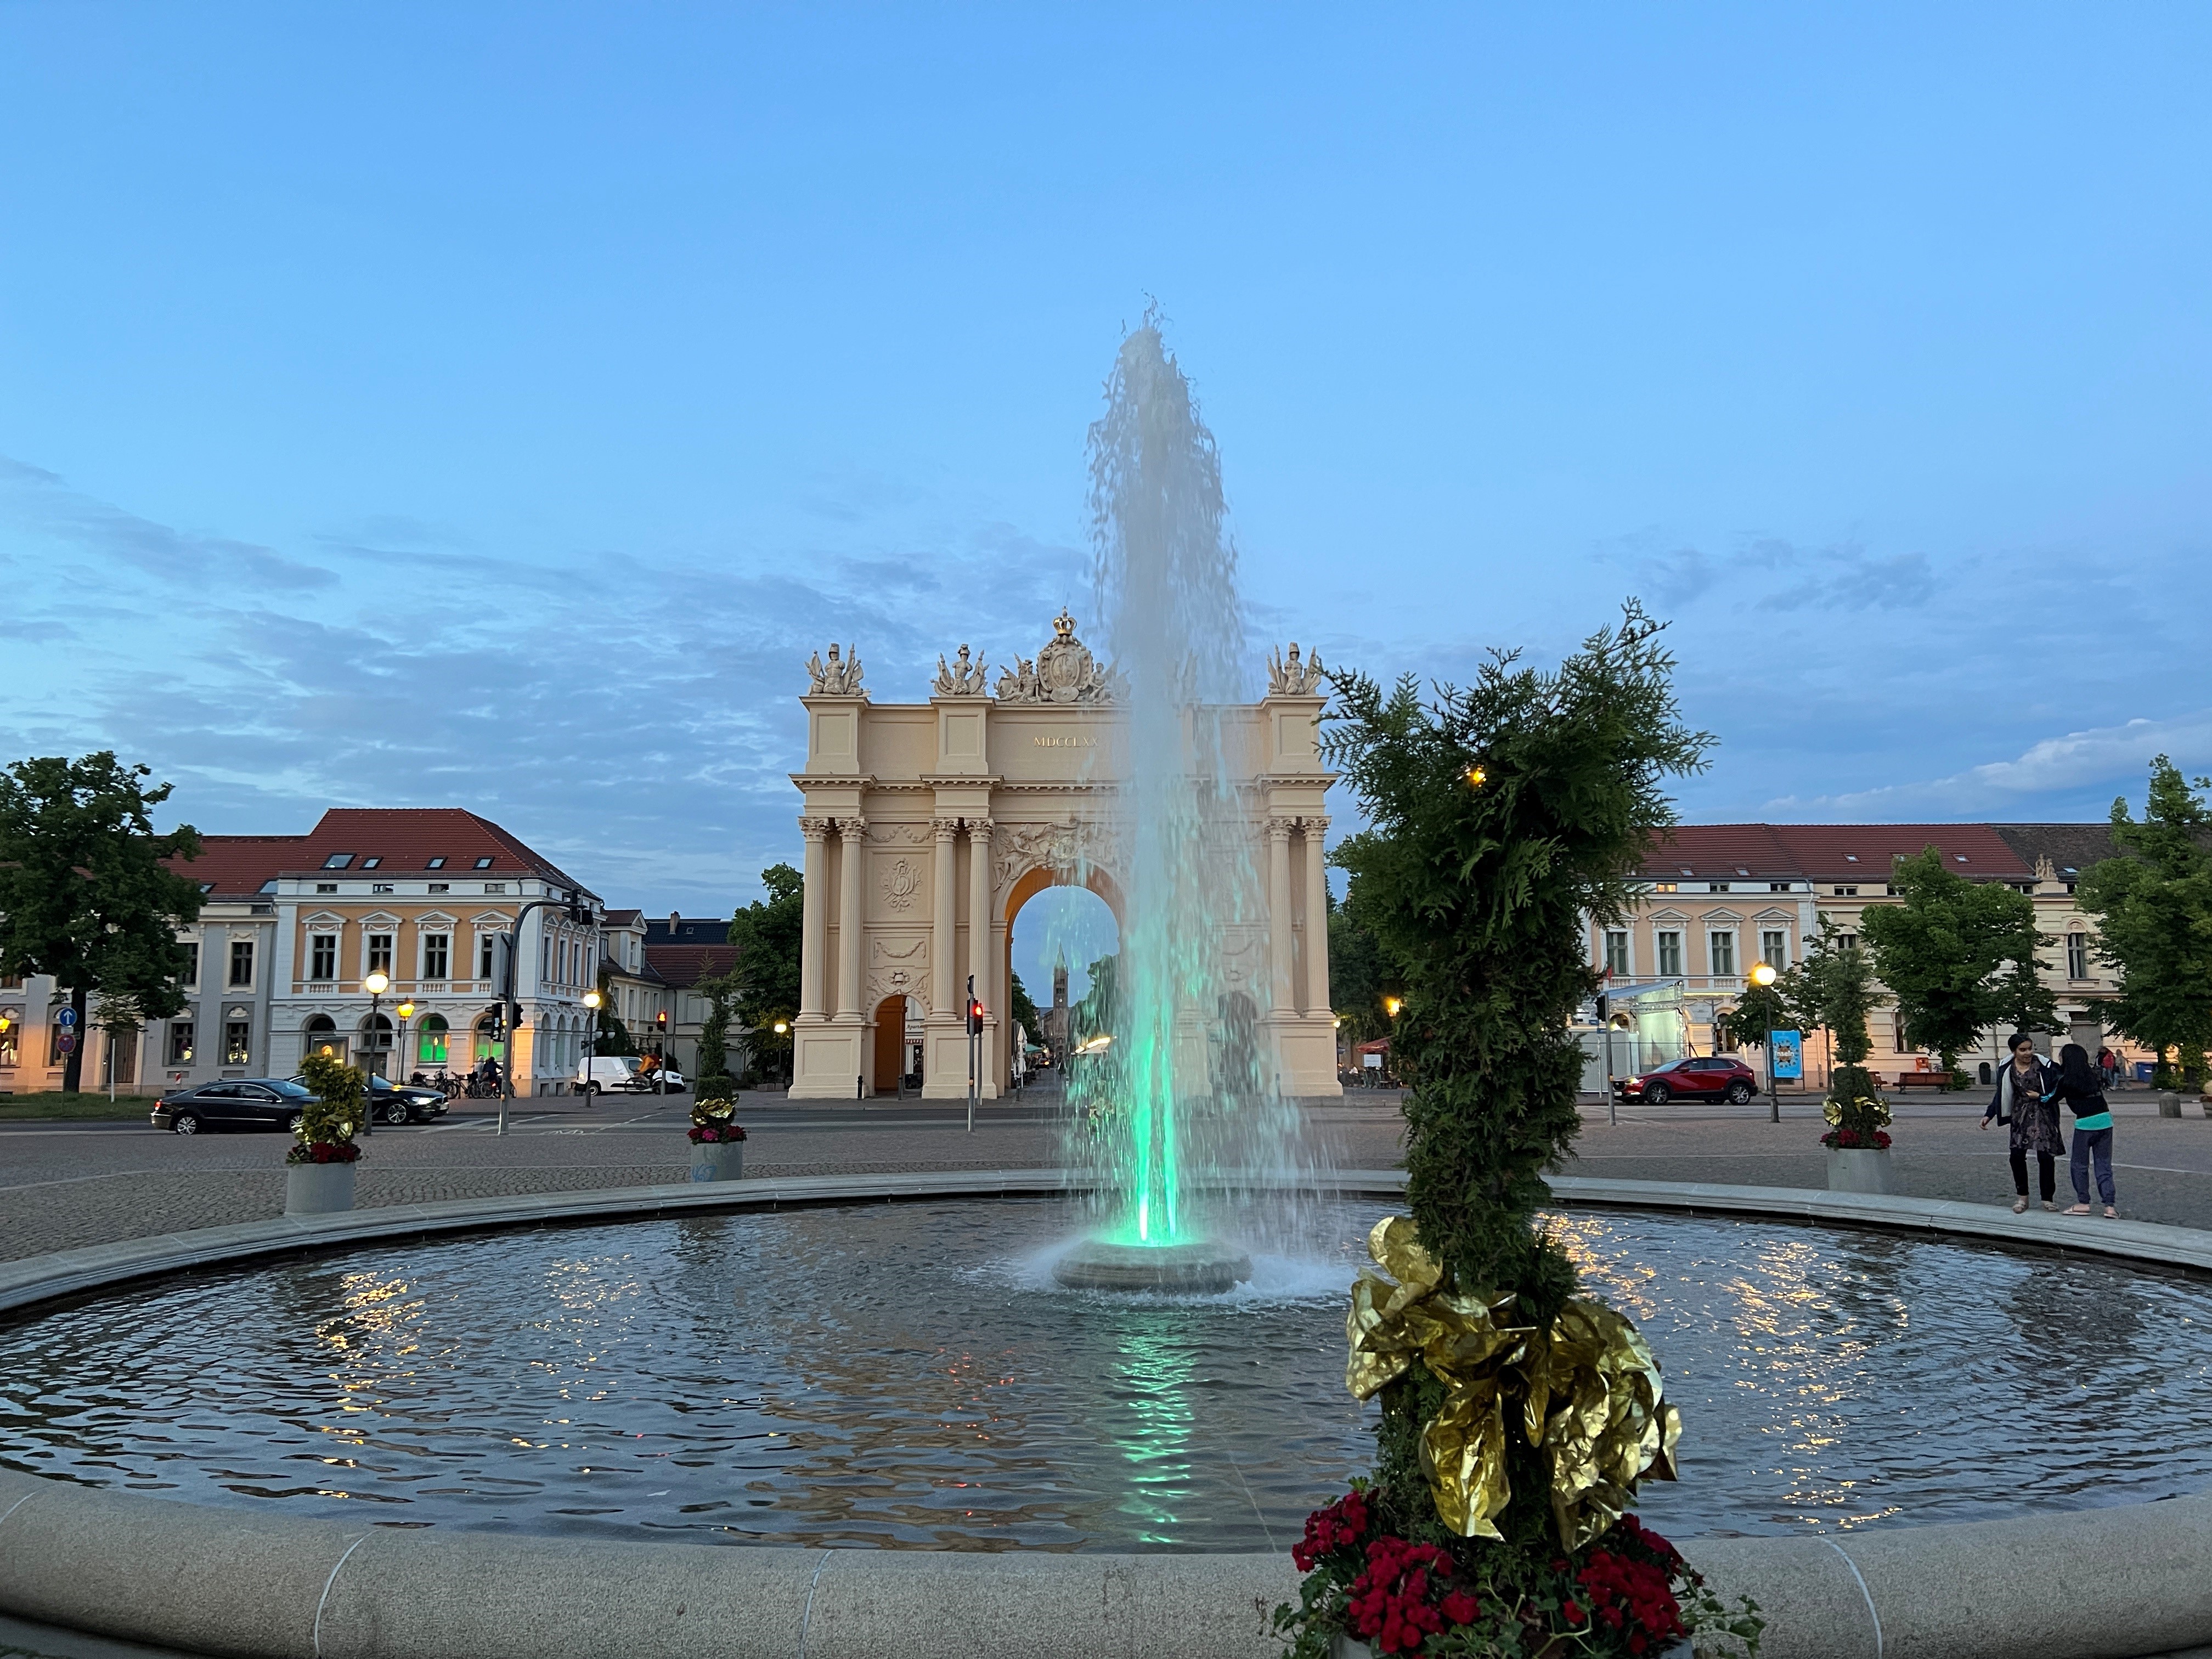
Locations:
933;816;963;841
838;814;868;838
1267;816;1296;840
1300;814;1329;836
967;817;994;839
799;816;834;841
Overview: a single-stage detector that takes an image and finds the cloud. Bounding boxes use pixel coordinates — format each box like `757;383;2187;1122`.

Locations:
1594;531;1941;614
1763;709;2212;817
0;452;339;593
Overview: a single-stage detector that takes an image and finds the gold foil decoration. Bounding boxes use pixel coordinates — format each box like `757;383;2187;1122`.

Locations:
1344;1215;1680;1549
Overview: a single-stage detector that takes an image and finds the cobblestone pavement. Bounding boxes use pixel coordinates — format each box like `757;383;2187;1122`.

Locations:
1;1086;2204;1263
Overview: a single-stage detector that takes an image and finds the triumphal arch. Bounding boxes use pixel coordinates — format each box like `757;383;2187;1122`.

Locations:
788;611;1341;1101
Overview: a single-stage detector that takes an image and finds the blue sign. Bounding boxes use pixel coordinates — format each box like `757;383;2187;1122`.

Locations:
1770;1030;1803;1080
57;1007;77;1028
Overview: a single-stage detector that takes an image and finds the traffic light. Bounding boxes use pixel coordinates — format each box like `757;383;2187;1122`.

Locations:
1594;992;1610;1025
486;1006;505;1042
967;998;985;1035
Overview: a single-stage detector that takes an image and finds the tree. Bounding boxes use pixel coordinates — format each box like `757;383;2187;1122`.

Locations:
1861;845;2057;1077
725;863;804;1084
0;753;205;1093
1322;603;1710;1554
1008;970;1040;1037
1713;975;1791;1056
1796;915;1891;1145
2078;755;2212;1088
692;969;736;1084
592;963;637;1056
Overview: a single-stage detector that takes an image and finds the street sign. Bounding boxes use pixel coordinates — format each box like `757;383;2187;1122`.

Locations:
57;1032;75;1053
57;1007;77;1028
1771;1030;1803;1080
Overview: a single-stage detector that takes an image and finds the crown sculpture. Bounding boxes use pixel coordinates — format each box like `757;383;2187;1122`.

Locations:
996;610;1124;704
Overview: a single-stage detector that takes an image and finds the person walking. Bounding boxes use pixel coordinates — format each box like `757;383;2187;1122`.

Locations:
1983;1032;2065;1213
2056;1042;2119;1218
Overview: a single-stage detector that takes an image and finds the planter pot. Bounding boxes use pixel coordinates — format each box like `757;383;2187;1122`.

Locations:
1826;1147;1898;1195
1331;1634;1688;1658
689;1141;744;1182
284;1161;357;1215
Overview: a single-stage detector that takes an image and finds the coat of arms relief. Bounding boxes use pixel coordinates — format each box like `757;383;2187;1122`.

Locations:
995;610;1126;704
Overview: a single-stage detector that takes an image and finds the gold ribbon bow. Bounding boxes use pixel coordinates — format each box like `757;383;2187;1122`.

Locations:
1345;1216;1681;1549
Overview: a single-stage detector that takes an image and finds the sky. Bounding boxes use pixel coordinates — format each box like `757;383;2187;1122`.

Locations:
5;4;2211;987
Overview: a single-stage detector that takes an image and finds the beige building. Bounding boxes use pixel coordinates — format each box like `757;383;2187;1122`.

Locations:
1588;821;2135;1086
788;612;1341;1101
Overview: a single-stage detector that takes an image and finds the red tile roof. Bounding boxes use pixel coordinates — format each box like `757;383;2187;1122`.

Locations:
169;835;301;897
285;808;593;894
1639;824;1798;879
1767;823;2032;880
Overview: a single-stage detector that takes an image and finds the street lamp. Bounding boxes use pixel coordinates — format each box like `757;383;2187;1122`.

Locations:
394;1000;415;1105
582;989;602;1092
773;1020;790;1092
1748;961;1780;1123
362;970;390;1136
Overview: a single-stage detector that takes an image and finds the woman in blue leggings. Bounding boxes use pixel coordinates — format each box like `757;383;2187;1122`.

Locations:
2056;1042;2118;1218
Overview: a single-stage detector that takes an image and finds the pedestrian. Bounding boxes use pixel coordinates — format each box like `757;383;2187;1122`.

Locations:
1983;1032;2066;1213
2056;1042;2119;1219
2097;1045;2118;1091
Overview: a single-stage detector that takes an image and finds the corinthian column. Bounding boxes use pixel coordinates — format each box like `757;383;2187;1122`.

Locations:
798;817;831;1017
837;816;867;1017
967;819;993;1011
1267;816;1295;1013
932;817;959;1018
1302;816;1331;1014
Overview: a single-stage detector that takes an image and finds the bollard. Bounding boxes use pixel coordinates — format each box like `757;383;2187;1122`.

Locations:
2158;1091;2181;1118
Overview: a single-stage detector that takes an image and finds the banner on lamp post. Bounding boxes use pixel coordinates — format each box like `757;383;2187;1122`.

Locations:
1770;1030;1803;1080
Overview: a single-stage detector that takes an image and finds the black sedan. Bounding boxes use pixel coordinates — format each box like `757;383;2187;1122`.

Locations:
151;1078;316;1135
295;1073;449;1126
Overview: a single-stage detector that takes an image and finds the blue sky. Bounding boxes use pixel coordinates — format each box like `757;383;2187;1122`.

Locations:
5;5;2210;983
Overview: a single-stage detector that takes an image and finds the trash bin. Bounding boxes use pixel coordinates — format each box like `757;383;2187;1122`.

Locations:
2134;1061;2157;1084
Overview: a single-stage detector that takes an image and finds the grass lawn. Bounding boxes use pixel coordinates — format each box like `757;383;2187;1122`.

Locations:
0;1091;160;1121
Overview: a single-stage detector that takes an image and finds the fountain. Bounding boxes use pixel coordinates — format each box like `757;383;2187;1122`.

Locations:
1051;314;1301;1294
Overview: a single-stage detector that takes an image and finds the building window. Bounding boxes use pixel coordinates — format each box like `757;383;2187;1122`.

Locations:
1884;884;1898;896
422;934;450;980
315;882;338;894
474;857;494;870
229;940;255;986
478;934;496;980
362;856;381;869
483;882;506;895
1650;882;1678;894
0;1020;18;1068
224;1019;252;1065
1833;884;1858;897
1656;932;1683;977
367;934;393;975
1769;882;1791;892
417;1014;450;1065
428;882;450;894
427;856;446;869
309;935;337;980
2067;933;2089;979
1604;932;1630;977
371;882;394;895
1761;930;1787;969
179;941;200;986
167;1020;195;1065
1892;1013;1910;1054
323;854;353;869
1708;882;1731;893
1707;932;1736;977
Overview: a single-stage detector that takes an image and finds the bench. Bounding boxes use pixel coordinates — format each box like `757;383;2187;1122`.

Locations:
1894;1071;1954;1089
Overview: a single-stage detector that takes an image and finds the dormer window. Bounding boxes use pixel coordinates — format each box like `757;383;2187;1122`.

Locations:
427;857;446;870
474;857;494;870
361;857;381;870
1955;854;1968;863
1844;854;1858;862
258;878;277;893
200;882;215;894
323;854;353;870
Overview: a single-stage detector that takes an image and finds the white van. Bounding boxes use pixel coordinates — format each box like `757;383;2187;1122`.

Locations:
573;1057;687;1097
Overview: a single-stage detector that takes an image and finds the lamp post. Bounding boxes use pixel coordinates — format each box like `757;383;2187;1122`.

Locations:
362;970;390;1136
582;989;601;1098
773;1020;789;1092
1750;961;1780;1124
393;1000;414;1120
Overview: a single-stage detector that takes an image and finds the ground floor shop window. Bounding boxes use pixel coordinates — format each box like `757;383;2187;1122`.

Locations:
224;1020;252;1066
168;1020;194;1065
417;1014;450;1065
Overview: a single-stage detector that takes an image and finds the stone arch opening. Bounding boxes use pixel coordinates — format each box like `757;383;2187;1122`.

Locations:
871;994;921;1094
303;1014;340;1062
1006;877;1122;1068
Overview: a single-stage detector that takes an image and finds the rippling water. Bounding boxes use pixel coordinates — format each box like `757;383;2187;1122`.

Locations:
2;1199;2208;1549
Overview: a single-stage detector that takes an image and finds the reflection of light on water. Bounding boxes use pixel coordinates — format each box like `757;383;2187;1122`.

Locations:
1108;1325;1195;1543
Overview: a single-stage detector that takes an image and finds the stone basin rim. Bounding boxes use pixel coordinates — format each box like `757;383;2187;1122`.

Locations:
1;1174;2210;1658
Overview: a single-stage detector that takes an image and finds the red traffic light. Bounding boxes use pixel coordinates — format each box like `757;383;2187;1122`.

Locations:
656;1011;668;1026
967;999;985;1034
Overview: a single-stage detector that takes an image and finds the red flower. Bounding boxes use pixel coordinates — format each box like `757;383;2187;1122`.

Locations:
1291;1490;1370;1571
1440;1591;1479;1625
1562;1598;1584;1623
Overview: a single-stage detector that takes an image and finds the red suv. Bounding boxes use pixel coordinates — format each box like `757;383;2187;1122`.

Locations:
1613;1056;1759;1105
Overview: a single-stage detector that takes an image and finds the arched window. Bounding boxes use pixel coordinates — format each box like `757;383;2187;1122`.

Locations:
303;1014;340;1062
416;1014;450;1065
473;1013;503;1061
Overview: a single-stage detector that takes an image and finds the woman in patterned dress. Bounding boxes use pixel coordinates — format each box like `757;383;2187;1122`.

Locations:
1982;1032;2064;1212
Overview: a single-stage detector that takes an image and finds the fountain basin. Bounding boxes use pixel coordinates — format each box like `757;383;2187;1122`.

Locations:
1051;1235;1254;1292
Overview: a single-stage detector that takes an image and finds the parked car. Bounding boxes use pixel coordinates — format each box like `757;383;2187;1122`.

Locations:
573;1057;688;1097
151;1078;317;1135
1611;1056;1760;1106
